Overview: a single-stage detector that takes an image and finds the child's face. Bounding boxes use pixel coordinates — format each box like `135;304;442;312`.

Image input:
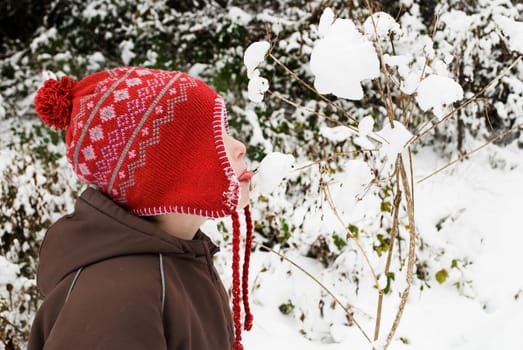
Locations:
222;127;250;209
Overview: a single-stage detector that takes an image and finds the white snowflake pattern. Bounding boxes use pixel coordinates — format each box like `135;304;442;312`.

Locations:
79;163;91;175
128;149;136;159
82;145;96;160
89;125;104;142
100;105;116;122
141;127;149;136
126;78;142;87
113;89;130;102
136;69;151;76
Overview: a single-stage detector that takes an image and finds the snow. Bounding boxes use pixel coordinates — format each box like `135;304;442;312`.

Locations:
119;40;136;65
415;74;464;119
319;124;353;143
86;52;105;71
3;1;523;348
244;41;270;78
0;93;6;119
240;143;523;350
363;12;401;39
188;63;208;78
494;15;523;54
310;8;380;100
30;28;57;53
375;120;413;161
243;109;273;153
0;256;19;286
244;41;271;103
228;6;253;26
317;7;335;37
247;69;269;103
251;152;295;196
354;116;376;150
328;159;377;220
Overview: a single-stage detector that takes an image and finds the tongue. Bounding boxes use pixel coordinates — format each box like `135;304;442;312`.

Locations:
238;171;254;182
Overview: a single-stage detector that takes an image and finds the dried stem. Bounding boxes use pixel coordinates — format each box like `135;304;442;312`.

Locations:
417;122;523;184
403;13;440;127
384;154;417;349
0;315;25;335
364;0;396;126
374;157;402;341
270;90;359;132
292;149;379;173
322;183;379;286
252;240;374;344
409;55;522;144
268;53;358;124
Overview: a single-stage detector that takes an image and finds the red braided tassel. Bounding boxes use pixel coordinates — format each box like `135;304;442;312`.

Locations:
231;211;244;350
242;205;254;331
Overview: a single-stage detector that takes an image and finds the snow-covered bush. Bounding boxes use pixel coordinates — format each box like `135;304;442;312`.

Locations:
0;0;521;348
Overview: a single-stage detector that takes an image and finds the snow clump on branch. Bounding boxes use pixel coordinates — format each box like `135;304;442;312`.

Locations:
310;8;380;100
251;152;295;196
363;11;401;39
244;41;270;103
415;74;464;120
493;15;523;54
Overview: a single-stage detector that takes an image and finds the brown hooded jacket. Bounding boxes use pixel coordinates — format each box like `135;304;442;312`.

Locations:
27;187;234;349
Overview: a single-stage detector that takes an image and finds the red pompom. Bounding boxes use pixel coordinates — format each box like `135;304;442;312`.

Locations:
34;76;76;130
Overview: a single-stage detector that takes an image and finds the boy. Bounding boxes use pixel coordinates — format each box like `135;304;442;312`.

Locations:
28;67;254;350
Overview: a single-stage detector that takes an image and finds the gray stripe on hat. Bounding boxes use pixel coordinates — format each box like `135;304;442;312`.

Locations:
73;67;137;172
107;71;182;194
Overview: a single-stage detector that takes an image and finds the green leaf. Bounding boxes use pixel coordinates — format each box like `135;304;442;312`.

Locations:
348;224;359;235
381;201;392;213
435;269;449;284
332;233;347;250
278;300;295;315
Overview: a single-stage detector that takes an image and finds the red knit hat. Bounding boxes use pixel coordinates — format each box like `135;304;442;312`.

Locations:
34;67;253;349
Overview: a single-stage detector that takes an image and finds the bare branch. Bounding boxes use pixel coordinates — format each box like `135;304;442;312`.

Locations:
322;183;380;286
374;157;402;341
409;55;522;144
252;240;374;344
268;53;358;124
417;122;523;184
384;155;417;349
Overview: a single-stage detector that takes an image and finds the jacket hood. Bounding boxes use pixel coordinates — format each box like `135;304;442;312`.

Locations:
37;187;219;297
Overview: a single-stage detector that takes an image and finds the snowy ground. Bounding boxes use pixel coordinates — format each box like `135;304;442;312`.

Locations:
239;143;523;350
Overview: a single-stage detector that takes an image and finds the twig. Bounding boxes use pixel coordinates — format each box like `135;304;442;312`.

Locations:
292;149;379;173
417;122;523;184
253;240;374;345
374;157;402;341
268;53;358;124
322;183;380;286
364;0;396;126
403;13;440;127
270;90;359;132
0;315;25;335
384;155;416;349
409;55;522;144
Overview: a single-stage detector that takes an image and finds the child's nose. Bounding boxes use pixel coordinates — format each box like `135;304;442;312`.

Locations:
235;140;246;159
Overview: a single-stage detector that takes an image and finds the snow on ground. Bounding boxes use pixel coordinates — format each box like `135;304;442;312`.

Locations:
241;142;523;349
